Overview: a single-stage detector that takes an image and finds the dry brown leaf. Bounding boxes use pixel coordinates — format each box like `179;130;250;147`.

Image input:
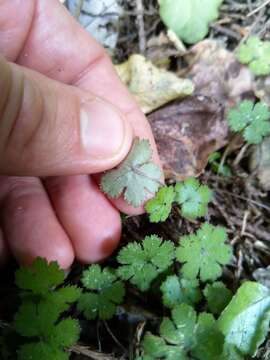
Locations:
186;40;253;107
147;95;228;179
115;54;194;114
146;31;185;63
254;76;270;106
250;136;270;191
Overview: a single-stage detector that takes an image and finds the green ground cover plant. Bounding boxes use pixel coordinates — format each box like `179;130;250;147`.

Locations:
3;166;270;359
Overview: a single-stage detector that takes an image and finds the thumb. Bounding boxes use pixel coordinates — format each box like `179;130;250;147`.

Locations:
0;56;133;176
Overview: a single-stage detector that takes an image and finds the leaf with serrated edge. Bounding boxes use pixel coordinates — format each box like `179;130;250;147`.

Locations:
146;186;175;223
117;235;175;291
50;318;80;348
142;333;188;360
175;178;212;219
160;304;196;349
237;37;270;76
192;313;224;359
15;257;65;295
161;275;201;308
101;138;162;207
227;100;270;144
78;265;125;320
204;282;233;315
176;223;232;282
18;342;68;360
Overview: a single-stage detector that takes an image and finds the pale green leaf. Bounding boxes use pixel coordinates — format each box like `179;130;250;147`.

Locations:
159;0;223;44
227;100;270;144
218;281;270;356
237;37;270;76
175;178;212;219
161;275;201;308
101;138;162;207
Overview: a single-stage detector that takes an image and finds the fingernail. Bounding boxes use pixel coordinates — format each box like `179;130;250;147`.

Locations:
80;98;129;159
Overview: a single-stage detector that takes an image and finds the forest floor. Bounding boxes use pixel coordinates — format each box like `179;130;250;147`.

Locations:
71;1;270;359
1;1;270;359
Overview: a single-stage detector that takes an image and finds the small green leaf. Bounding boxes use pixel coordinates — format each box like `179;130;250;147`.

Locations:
145;186;175;223
237;37;270;76
203;282;233;315
176;223;232;282
14;300;60;338
159;0;223;44
50;318;80;348
175;178;212;219
14;258;80;360
141;304;226;360
101;138;162;207
142;333;188;360
143;334;171;358
18;342;68;360
192;313;224;360
218;281;270;356
227;100;270;144
160;304;196;349
15;257;65;295
117;235;175;291
78;265;125;320
161;275;201;308
53;286;82;306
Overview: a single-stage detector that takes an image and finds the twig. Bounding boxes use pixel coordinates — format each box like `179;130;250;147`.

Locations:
136;0;146;54
219;134;240;174
216;189;270;212
103;321;126;353
247;0;270;17
230;216;270;242
210;23;242;40
233;143;250;166
71;345;118;360
241;211;250;236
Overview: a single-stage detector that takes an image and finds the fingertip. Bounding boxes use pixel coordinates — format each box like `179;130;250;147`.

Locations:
44;175;122;264
0;228;10;267
0;177;75;270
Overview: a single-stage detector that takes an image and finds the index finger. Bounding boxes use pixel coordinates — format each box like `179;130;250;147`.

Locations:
0;0;162;213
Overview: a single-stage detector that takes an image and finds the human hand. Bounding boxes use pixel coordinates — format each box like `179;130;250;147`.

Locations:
0;0;161;268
